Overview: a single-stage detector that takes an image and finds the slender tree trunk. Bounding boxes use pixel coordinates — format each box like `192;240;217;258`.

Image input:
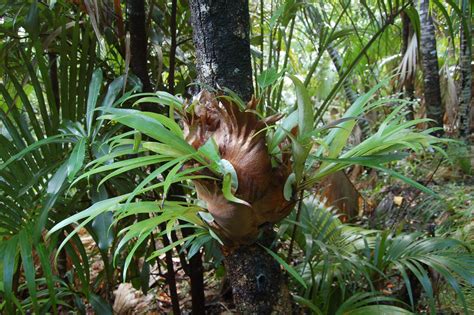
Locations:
180;226;206;315
127;0;151;92
326;39;373;138
311;5;370;137
458;0;472;143
189;1;292;313
48;53;60;112
419;0;444;135
168;0;178;94
327;44;358;105
189;0;254;101
159;223;181;315
127;0;157;114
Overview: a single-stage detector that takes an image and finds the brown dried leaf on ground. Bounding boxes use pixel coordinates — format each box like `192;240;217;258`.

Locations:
319;171;361;221
113;283;155;315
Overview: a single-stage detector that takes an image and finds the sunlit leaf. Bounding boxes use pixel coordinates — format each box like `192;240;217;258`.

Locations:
86;69;103;136
257;67;281;89
288;75;313;138
67;137;86;181
284;173;296;201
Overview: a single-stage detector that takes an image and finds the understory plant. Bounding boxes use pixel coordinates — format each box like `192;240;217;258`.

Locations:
284;198;473;314
0;66;142;313
47;75;473;313
2;0;472;313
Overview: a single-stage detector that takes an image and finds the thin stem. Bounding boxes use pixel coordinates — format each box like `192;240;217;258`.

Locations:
259;0;264;75
286;188;305;263
168;0;177;94
48;53;60;112
159;223;182;315
170;230;191;276
275;15;296;110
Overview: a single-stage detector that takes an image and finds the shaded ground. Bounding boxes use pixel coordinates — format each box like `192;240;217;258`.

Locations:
81;151;473;314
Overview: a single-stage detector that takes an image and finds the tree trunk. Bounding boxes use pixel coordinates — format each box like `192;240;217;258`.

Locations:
48;53;60;112
158;223;181;315
327;44;358;105
458;0;472;143
127;0;156;114
311;5;371;138
180;225;206;315
189;1;292;313
419;0;444;135
168;0;178;94
189;0;254;101
224;229;293;314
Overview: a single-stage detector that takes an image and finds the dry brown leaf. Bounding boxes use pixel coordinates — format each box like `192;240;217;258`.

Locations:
320;171;361;221
393;196;404;206
113;283;155;315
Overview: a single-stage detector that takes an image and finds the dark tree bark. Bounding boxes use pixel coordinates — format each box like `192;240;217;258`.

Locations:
127;0;156;113
224;232;293;314
189;0;292;313
48;53;60;112
189;0;254;101
168;0;178;94
458;0;472;142
180;226;206;315
419;0;444;135
163;187;205;314
159;224;181;315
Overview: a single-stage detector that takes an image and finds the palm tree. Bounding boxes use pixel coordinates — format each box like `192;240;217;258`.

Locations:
458;0;472;143
419;0;444;135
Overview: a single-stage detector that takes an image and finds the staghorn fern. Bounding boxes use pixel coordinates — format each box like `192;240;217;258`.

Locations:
48;79;453;304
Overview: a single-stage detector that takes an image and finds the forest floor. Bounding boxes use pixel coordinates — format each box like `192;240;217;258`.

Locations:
83;150;474;314
107;186;473;313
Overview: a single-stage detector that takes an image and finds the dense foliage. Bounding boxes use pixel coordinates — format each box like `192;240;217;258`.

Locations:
0;0;472;314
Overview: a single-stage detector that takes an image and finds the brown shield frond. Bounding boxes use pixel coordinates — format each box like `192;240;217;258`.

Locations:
183;91;294;246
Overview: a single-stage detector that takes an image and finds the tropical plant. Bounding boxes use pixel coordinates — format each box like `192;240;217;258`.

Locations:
285;196;473;314
0;0;199;311
47;74;459;313
1;0;472;313
0;62;141;312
